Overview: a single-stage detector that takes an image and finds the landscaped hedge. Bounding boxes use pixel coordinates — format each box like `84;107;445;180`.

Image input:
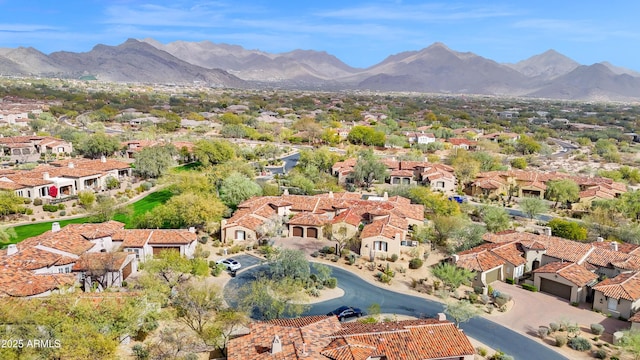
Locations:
522;283;538;292
505;277;514;284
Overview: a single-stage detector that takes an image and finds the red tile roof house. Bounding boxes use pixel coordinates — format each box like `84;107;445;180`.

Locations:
592;271;640;320
112;228;198;261
0;221;197;297
0;157;132;201
455;231;640;304
0;135;73;163
227;315;475;360
221;193;424;259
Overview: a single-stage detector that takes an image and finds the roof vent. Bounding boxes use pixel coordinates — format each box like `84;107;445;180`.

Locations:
6;244;17;256
52;222;61;233
188;227;196;233
42;172;49;180
611;242;619;252
597;237;604;242
271;335;282;354
100;156;106;163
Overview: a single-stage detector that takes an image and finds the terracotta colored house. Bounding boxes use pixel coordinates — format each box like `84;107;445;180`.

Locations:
532;262;598;303
227;315;475;360
592;271;640;320
221;193;425;259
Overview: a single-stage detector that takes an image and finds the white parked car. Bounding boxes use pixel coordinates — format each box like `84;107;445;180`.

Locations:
216;258;241;271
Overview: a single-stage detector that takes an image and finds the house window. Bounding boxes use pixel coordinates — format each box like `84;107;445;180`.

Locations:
17;190;23;197
514;265;524;277
39;187;48;197
608;297;618;311
373;241;388;252
58;147;64;153
236;230;246;240
435;181;445;188
400;240;418;247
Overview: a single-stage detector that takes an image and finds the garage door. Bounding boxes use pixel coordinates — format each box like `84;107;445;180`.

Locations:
292;226;303;237
540;278;572;300
153;247;180;256
485;268;501;284
307;228;318;238
122;261;132;280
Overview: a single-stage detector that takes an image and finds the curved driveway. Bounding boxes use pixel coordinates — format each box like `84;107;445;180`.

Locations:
224;261;567;360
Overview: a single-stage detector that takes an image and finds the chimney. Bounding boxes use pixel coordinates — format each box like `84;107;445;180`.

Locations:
42;172;49;180
328;191;334;199
52;222;60;233
383;191;388;200
271;335;282;354
283;188;289;195
543;226;552;236
188;227;195;233
100;155;106;163
451;254;459;263
597;237;604;242
611;242;619;252
6;244;17;256
437;312;447;321
68;162;74;169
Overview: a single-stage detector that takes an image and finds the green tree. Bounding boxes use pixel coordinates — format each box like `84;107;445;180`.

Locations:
134;144;177;179
510;157;527;169
77;132;122;159
448;150;480;190
480;206;511;233
266;248;310;281
350;154;388;188
144;250;194;290
620;190;640;221
444;300;482;328
548;218;588;241
219;172;262;208
430;215;465;246
519;197;548;220
431;263;475;291
193;139;236;166
407;186;460;216
171;283;224;345
545;179;580;208
516;135;542;155
347;125;385;146
163;192;227;231
0;191;26;219
0;226;16;243
238;277;310;320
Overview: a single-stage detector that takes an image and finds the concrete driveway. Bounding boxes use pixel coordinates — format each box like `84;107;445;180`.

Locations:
491;282;628;336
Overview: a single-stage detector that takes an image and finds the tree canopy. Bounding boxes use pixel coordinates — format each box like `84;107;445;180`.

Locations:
134;144;177;179
218;172;263;208
76;132;121;159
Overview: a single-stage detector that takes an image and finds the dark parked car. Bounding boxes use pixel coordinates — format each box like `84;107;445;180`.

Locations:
327;306;365;321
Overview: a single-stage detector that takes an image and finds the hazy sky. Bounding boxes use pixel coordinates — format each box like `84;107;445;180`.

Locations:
1;1;639;70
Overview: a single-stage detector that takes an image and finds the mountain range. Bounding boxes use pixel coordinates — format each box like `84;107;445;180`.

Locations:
1;38;640;101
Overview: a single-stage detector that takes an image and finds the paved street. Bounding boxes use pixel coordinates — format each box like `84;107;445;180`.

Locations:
224;262;568;360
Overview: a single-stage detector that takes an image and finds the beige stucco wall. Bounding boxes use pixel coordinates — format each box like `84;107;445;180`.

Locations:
593;291;640;319
360;235;399;260
534;272;584;303
331;222;358;242
221;225;257;243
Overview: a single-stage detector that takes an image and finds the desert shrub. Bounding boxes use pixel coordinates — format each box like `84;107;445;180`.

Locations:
474;286;483;294
43;204;58;212
594;348;607;359
324;277;338;289
555;334;567;347
347;254;356;265
331;255;339;262
311;251;319;258
408;258;423;269
494;293;511;307
59;210;66;216
590;323;605;335
229;244;244;254
479;294;490;304
387;253;398;262
320;246;335;255
476;347;488;357
33;198;43;206
489;351;514;360
538;327;549;339
568;337;592;351
211;264;226;277
468;293;478;304
198;236;209;244
377;272;392;284
141;182;153;191
549;322;560;333
25;208;33;215
307;288;320;297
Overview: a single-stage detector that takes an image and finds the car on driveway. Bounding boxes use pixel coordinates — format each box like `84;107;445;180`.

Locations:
216;258;241;271
327;306;365;321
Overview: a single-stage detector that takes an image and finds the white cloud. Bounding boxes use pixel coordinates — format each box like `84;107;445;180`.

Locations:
0;24;62;32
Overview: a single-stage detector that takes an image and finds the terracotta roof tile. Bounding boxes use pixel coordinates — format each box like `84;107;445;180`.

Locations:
534;262;597;286
593;271;640;301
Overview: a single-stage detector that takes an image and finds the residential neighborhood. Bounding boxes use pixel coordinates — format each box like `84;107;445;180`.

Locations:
2;82;640;360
